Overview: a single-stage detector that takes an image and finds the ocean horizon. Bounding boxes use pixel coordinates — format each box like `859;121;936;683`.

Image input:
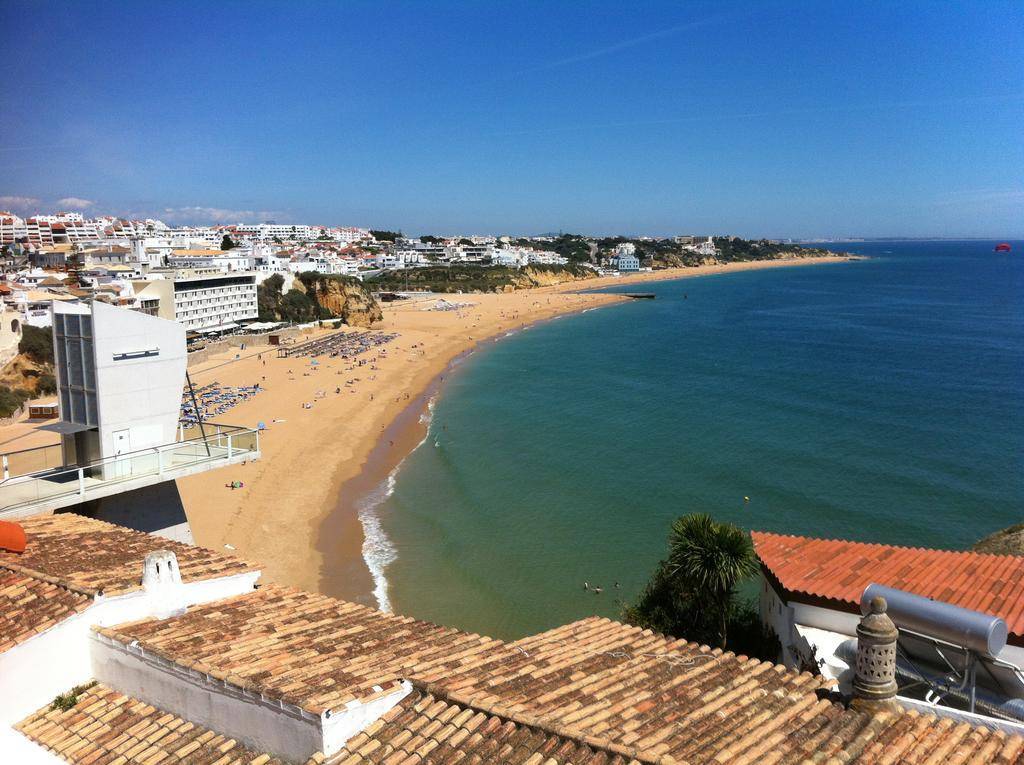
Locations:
357;240;1023;640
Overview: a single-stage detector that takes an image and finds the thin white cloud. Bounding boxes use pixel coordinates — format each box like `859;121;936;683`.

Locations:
158;206;284;225
56;197;95;208
512;14;733;75
0;195;41;213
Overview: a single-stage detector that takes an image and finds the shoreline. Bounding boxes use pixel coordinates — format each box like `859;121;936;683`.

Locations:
317;297;627;608
312;255;860;609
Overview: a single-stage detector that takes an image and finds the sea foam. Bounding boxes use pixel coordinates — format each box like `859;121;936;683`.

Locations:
358;393;437;612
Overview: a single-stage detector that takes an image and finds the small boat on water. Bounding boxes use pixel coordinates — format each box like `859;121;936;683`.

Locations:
995;242;1012;253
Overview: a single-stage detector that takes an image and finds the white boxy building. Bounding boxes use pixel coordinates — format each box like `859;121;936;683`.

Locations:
0;301;260;523
52;300;186;468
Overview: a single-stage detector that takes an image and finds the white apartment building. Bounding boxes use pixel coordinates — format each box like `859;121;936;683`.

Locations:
133;271;258;331
162;227;221;247
166;248;256;273
688;236;719;257
527;250;568;265
615;251;641;271
298;255;360;275
335;227;371;245
234;223;316;241
391;249;429;268
0;212;22;244
491;249;524;267
375;252;404;270
8;289;78;328
614;242;637;257
446;243;494;262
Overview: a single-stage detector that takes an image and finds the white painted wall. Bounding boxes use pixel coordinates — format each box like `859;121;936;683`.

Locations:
758;573;1024;679
90;300;186;458
0;569;259;726
0;727;68;764
91;636;410;764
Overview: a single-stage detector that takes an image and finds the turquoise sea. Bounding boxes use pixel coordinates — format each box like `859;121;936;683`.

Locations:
361;241;1024;640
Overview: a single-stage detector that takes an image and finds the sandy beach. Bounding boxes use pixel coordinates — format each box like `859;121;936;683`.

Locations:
173;256;856;605
0;256;854;605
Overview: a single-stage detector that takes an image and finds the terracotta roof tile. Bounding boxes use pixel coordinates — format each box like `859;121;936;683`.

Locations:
0;513;259;596
93;588;1024;763
16;682;287;764
752;531;1024;640
0;568;91;652
96;585;513;714
329;689;641;764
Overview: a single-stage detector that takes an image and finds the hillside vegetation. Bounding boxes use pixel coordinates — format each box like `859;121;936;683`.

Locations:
365;263;597;293
513;234;842;269
0;325;57;417
257;273;382;326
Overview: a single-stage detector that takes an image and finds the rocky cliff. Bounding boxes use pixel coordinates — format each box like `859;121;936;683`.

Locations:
508;265;599;290
972;524;1024;556
295;275;383;327
368;264;597;294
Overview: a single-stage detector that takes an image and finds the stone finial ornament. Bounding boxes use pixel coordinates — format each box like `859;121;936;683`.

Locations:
852;595;899;708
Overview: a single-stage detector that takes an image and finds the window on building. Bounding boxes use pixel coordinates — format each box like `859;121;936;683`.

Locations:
53;313;97;426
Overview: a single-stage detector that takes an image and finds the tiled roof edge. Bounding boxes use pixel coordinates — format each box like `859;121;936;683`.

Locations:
411;678;668;764
0;560;99;598
750;529;1021;561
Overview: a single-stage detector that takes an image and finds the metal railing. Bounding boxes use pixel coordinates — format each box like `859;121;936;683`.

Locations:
0;423;252;481
0;426;259;514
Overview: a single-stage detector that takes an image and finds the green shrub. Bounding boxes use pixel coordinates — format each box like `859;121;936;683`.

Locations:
0;386;30;417
19;325;54;365
37;372;57;395
50;682;97;712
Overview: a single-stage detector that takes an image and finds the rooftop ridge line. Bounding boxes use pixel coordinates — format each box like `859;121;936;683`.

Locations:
751;529;1020;561
0;560;99;598
411;678;672;764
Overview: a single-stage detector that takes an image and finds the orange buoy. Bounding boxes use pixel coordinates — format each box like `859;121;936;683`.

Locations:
0;520;27;554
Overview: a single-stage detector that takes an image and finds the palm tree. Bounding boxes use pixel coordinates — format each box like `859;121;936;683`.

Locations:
667;513;758;649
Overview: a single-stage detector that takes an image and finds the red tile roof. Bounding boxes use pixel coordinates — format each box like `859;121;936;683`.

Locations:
0;568;91;652
17;683;288;764
96;590;1024;763
0;513;259;597
752;531;1024;641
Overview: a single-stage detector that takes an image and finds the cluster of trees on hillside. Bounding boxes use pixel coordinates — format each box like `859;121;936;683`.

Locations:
622;513;779;660
514;234;593;263
0;325;58;416
369;230;402;242
258;272;377;324
366;264;519;293
19;325;54;366
257;274;320;323
366;262;593;293
713;238;828;262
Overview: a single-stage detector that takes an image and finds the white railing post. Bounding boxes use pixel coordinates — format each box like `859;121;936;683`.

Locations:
227;435;233;460
157;447;165;477
78;468;85;497
2;455;7;481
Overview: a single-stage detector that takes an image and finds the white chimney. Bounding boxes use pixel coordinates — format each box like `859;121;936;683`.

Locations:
142;550;186;618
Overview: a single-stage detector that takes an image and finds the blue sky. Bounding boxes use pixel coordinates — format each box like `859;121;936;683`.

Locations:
2;1;1021;237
